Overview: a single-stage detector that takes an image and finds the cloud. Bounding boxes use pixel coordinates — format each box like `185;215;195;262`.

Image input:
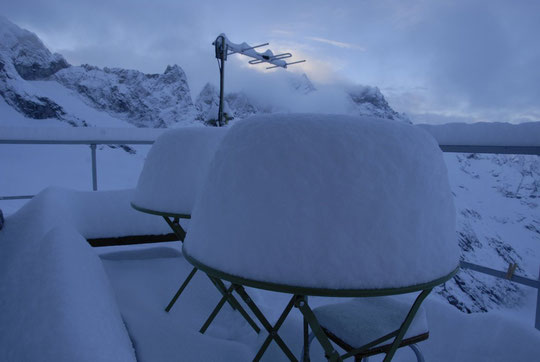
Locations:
306;36;365;50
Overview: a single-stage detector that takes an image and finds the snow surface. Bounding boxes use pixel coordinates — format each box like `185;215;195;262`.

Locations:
313;296;428;348
132;127;227;215
419;122;540;147
184;114;459;289
100;245;254;362
0;184;538;361
99;244;540;362
0;125;165;142
1;187;169;247
0;225;136;362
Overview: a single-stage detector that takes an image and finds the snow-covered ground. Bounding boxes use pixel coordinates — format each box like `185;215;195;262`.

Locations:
99;242;540;362
1;195;538;362
1;119;539;361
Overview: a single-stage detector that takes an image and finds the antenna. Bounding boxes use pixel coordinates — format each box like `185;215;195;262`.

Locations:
212;33;306;126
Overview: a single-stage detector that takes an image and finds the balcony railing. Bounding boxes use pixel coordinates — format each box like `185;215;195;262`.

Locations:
1;123;539;330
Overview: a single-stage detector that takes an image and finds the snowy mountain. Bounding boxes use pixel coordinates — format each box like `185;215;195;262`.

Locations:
0;18;409;128
0;17;538;318
440;153;540;313
0;17;198;128
346;85;411;123
54;64;196;128
195;82;265;122
0;17;82;126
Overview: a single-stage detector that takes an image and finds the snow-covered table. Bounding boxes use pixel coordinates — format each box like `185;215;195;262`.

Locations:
182;114;460;361
130;127;259;332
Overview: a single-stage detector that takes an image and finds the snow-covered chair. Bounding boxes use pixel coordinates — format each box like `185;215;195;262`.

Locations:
131;127;259;333
131;127;227;310
306;296;429;361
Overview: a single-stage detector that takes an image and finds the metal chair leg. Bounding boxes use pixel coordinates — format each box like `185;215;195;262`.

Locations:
234;286;298;362
162;216;186;241
165;267;198;312
203;276;261;334
382;289;432;362
296;296;342;362
200;284;235;333
300;332;315;362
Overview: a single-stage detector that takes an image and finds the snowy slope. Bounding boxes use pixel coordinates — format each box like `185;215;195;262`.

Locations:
0;17;538;319
438;153;540;312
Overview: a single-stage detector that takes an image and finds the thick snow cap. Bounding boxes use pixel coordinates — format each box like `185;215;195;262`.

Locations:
132;127;227;216
183;114;459;290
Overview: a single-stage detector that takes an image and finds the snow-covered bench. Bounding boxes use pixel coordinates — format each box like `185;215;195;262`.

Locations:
0;186;182;360
0;224;137;361
8;187;173;246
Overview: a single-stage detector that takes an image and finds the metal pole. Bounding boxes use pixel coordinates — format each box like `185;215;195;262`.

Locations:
536;266;540;330
303;295;310;362
90;144;97;191
218;35;226;127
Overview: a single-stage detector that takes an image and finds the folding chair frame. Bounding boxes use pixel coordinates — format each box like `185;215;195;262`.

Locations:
184;250;459;362
130;204;261;334
300;289;432;361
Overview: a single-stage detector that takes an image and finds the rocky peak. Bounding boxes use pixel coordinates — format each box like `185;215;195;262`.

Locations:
195;83;236;124
54;63;196;127
0;17;69;80
195;83;219;112
288;73;316;94
161;64;188;85
347;85;410;123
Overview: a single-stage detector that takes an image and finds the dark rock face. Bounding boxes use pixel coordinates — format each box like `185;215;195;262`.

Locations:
54;64;197;127
0;49;83;126
14;54;70;80
0;17;81;125
0;17;70;81
10;93;65;119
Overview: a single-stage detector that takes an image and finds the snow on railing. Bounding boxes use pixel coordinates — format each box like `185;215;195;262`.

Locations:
419;122;540;155
0;127;167;195
1;122;540;330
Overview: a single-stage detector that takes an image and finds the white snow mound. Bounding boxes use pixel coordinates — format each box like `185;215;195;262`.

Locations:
184;114;459;290
132;126;227;216
5;187;170;240
0;226;136;362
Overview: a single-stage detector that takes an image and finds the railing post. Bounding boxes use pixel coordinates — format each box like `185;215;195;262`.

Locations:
536;266;540;331
90;144;97;191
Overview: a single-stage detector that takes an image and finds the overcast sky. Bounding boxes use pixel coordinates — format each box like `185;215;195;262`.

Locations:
3;0;540;124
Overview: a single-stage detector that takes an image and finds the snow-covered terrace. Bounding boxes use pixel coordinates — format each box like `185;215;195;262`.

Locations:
1;120;539;361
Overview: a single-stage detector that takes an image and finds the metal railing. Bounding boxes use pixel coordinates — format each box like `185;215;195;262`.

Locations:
0;134;157;198
1;133;539;330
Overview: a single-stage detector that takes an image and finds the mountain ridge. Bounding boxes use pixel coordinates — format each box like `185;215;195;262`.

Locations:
0;18;409;127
